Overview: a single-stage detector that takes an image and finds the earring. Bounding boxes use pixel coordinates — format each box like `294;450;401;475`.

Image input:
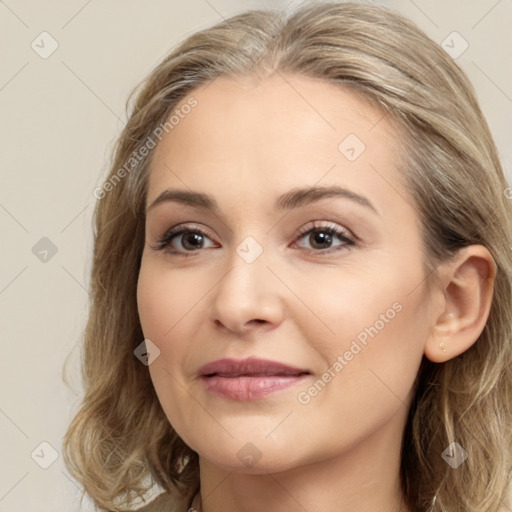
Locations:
439;313;454;354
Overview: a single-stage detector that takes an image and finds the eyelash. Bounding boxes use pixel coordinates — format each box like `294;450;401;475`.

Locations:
151;221;355;257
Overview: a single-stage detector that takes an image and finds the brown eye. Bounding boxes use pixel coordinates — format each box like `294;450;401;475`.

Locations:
154;224;217;255
307;230;334;250
293;222;355;253
178;231;206;251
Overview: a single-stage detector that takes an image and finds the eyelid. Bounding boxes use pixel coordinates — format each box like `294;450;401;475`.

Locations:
293;220;354;241
290;220;355;252
150;222;218;252
151;220;356;255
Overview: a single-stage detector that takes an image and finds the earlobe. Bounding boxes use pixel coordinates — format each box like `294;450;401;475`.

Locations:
424;245;496;363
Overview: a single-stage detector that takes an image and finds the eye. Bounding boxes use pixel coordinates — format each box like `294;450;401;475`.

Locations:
152;224;217;256
151;220;355;257
292;221;355;253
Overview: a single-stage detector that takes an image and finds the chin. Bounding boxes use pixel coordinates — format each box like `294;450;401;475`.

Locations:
201;450;303;475
188;431;313;475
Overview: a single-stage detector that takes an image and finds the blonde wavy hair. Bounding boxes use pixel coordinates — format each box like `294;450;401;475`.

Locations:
63;2;512;511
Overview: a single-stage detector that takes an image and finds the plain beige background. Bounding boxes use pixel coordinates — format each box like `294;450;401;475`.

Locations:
1;0;511;510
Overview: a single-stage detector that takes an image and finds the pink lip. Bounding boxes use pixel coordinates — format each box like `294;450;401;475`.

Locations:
199;357;310;401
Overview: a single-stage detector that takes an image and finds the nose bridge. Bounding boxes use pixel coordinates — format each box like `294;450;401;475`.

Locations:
220;233;269;300
209;231;283;332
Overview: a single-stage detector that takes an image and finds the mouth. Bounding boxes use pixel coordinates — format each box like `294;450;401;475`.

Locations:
198;357;310;401
199;357;310;378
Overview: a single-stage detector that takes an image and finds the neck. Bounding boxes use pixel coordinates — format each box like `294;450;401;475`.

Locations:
194;406;411;512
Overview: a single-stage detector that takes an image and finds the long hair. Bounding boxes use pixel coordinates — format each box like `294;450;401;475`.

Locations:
62;2;512;511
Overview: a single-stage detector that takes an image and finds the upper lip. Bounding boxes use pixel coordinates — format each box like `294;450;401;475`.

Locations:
198;357;310;377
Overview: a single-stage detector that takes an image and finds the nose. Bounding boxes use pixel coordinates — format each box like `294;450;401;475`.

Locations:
209;243;285;336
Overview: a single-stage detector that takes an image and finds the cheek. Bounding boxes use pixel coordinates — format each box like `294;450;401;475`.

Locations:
290;287;427;458
296;258;428;400
136;260;212;403
286;258;423;350
137;260;207;341
137;263;200;440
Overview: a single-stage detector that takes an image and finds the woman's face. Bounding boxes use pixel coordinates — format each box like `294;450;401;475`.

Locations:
137;73;436;473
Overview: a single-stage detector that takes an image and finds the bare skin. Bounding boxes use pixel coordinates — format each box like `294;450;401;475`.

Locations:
137;72;496;512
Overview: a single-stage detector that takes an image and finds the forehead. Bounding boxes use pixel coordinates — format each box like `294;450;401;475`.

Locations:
146;72;407;217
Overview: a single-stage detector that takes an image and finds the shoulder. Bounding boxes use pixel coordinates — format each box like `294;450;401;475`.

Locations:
133;492;188;512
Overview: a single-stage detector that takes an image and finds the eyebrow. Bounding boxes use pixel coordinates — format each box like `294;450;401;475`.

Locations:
146;185;378;215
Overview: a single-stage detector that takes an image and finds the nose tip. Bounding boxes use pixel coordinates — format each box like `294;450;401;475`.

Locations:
214;316;267;330
212;297;281;335
209;256;284;335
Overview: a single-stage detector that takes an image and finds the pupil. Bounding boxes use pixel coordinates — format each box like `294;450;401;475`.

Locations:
311;231;332;249
183;232;203;250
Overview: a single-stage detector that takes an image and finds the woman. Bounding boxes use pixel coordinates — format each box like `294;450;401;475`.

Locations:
63;2;512;511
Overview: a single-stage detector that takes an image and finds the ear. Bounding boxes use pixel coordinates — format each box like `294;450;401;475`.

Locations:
424;245;497;363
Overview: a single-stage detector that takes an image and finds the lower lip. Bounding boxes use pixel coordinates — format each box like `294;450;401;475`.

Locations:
201;374;308;400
